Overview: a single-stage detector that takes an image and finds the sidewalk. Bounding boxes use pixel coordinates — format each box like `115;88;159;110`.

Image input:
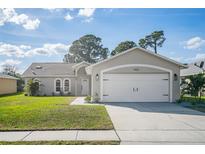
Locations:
0;130;120;142
70;97;86;105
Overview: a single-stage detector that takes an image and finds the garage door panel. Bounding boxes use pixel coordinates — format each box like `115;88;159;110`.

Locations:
103;74;169;102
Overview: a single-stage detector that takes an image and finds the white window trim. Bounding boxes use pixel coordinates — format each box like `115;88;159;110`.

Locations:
54;78;62;93
99;64;173;103
63;78;71;93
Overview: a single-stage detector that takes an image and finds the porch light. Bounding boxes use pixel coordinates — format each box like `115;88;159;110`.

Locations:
96;74;99;81
174;73;178;81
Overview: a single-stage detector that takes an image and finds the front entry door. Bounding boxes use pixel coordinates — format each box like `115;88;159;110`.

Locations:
81;79;89;96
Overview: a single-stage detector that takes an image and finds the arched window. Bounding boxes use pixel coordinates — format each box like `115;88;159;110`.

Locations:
55;79;61;92
64;79;71;92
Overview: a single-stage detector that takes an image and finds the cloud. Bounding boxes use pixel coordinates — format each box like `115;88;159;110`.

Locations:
171;53;205;63
0;42;70;58
43;8;95;23
186;53;205;61
20;45;31;50
64;13;74;20
83;17;93;23
0;59;22;66
78;8;95;17
0;59;22;72
184;37;205;49
0;42;25;57
43;8;62;12
25;43;70;57
0;8;40;30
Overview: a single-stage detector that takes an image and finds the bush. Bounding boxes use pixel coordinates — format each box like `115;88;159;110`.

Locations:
84;96;91;103
93;93;100;103
25;79;39;96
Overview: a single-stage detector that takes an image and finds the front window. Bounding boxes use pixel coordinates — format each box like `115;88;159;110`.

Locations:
64;79;70;92
56;79;61;92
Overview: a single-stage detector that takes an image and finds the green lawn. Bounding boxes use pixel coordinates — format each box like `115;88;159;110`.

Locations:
0;93;113;130
182;96;205;103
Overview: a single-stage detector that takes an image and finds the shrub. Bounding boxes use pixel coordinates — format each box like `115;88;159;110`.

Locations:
84;95;92;103
93;93;100;103
181;73;205;101
25;79;39;96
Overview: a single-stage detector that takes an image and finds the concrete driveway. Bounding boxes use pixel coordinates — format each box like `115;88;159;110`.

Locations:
105;102;205;144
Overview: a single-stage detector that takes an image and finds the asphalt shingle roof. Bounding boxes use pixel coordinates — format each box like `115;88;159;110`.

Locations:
0;73;18;80
22;63;76;77
180;60;205;76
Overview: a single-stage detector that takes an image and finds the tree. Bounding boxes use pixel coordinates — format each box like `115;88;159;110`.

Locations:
181;73;205;101
25;79;39;96
2;64;17;76
138;38;148;49
138;30;166;54
111;41;137;56
63;34;109;63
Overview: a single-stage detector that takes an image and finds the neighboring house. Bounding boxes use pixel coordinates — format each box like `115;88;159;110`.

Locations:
0;73;18;95
22;47;186;102
180;60;205;77
180;60;205;96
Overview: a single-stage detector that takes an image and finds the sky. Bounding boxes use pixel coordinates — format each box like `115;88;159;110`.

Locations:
0;8;205;74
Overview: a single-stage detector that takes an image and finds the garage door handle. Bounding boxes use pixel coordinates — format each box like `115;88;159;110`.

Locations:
133;88;138;92
163;94;168;96
103;94;109;96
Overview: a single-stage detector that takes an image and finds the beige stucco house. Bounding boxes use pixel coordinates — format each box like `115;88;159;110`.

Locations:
22;47;186;102
0;74;18;95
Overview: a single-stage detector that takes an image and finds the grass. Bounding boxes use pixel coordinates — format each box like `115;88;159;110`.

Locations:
180;96;205;113
181;96;205;103
0;141;120;145
0;93;113;130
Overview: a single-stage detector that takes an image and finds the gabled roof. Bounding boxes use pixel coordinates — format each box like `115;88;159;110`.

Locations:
0;73;18;80
180;60;205;76
72;61;90;69
86;47;187;73
22;62;76;78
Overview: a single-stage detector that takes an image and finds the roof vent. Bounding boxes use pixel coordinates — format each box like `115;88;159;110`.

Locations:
35;66;42;69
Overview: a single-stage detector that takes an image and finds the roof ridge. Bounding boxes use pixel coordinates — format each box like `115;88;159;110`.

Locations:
31;62;76;64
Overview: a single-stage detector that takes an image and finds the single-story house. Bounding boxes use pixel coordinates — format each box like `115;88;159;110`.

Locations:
0;73;18;95
180;60;205;77
180;60;205;96
22;47;186;102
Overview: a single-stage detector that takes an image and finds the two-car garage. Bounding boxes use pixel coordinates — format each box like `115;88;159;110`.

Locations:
86;47;186;103
102;73;169;102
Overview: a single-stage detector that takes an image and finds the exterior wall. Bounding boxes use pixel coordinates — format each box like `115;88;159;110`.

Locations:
24;67;91;96
91;48;181;102
0;78;17;95
24;77;76;96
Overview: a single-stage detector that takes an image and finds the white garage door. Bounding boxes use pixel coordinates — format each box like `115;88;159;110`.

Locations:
102;73;169;102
